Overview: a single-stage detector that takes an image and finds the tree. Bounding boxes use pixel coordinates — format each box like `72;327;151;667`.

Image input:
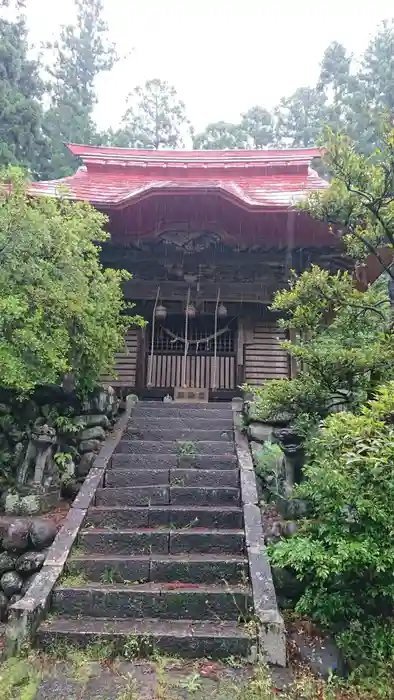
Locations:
275;87;328;147
0;1;47;176
0;167;142;394
41;0;117;179
360;20;394;117
248;122;394;432
193;109;274;150
317;41;360;135
112;78;189;149
349;20;394;154
305;123;394;279
270;382;394;684
239;106;274;148
192;120;246;150
247;267;393;434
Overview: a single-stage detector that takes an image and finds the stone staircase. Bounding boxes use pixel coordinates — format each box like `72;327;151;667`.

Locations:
37;402;269;658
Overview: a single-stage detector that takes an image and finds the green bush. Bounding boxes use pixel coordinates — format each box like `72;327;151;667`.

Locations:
270;382;394;668
245;267;393;434
253;441;283;494
0;167;143;394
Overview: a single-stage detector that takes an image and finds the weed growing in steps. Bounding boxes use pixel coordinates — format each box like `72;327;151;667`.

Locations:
176;440;198;456
0;645;388;700
0;657;41;700
59;569;89;587
116;673;139;700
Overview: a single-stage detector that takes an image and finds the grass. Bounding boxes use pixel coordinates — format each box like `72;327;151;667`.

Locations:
116;673;139;700
59;569;89;587
0;649;391;700
176;440;198;456
0;657;41;700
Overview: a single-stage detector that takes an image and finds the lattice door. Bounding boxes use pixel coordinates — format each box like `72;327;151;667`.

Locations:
146;314;237;389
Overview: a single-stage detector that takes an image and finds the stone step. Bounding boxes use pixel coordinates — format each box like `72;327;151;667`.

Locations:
37;617;252;659
116;440;235;455
84;505;243;530
95;486;240;507
110;453;238;470
105;468;239;489
138;402;234;408
52;583;252;620
78;528;245;555
131;416;234;429
67;553;249;584
135;407;234;419
123;428;233;442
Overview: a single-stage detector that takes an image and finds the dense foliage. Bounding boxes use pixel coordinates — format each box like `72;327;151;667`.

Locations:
0;1;47;176
1;1;393;177
246;267;392;433
270;384;394;676
193;22;394;153
305;123;394;268
243;125;394;692
40;0;117;179
109;78;190;149
0;167;140;394
248;124;394;431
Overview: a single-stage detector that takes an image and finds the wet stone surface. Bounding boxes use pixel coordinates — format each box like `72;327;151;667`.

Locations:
30;656;293;700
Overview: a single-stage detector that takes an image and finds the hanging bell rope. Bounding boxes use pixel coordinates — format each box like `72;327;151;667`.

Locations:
182;287;191;388
212;287;220;390
147;286;160;387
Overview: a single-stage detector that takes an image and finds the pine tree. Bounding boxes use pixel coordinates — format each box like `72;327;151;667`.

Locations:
112;78;189;149
41;0;117;179
0;0;47;175
275;87;328;147
350;20;394;154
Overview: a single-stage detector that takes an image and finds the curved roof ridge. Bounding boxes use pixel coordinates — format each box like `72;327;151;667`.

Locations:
67;143;322;167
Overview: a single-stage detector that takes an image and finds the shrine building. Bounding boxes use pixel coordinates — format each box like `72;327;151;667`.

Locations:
30;144;351;401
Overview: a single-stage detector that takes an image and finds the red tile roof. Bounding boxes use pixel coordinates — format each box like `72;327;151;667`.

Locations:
29;144;327;210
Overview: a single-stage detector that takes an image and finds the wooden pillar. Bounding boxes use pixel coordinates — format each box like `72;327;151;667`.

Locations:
236;317;245;387
135;327;147;392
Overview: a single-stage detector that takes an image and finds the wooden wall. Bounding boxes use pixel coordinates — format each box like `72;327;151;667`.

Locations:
101;320;290;391
101;328;139;388
243;321;289;386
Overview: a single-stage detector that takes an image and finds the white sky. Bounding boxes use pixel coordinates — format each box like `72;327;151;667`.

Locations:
25;0;394;132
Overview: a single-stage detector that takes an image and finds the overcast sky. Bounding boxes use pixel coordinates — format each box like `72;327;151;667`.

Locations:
25;0;394;132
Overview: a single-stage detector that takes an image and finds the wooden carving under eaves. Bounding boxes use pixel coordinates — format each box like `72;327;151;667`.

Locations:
157;229;221;253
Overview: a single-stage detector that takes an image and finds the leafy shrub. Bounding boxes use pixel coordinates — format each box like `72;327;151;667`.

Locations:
253;441;284;494
245;267;392;435
270;382;394;670
0;167;143;394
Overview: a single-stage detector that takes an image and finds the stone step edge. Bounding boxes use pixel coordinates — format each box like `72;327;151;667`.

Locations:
135;403;234;409
37;616;251;640
116;438;234;442
70;553;248;563
129;418;234;424
232;406;286;668
36;618;252;658
87;505;243;513
109;455;238;468
55;583;251;594
107;467;240;474
105;468;240;485
96;485;240;493
80;527;244;536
